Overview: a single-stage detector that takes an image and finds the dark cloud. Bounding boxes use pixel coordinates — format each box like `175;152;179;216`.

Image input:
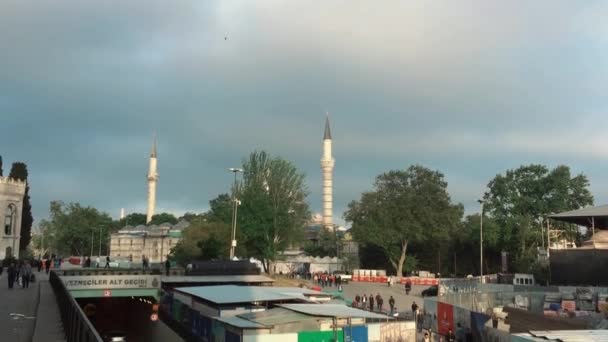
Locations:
1;1;608;226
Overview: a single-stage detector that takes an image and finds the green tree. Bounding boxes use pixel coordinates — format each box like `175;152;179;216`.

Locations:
169;221;230;265
484;164;593;271
149;213;178;225
120;213;147;226
207;194;233;224
9;162;34;252
304;228;338;257
238;151;311;273
198;233;223;260
38;201;114;256
345;165;463;277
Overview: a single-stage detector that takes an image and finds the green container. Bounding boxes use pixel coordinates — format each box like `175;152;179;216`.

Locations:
298;330;344;342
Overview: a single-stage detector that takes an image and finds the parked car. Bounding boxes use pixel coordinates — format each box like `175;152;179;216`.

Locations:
333;271;352;283
421;285;438;297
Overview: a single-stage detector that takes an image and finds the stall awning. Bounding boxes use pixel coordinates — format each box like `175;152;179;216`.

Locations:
548;205;608;228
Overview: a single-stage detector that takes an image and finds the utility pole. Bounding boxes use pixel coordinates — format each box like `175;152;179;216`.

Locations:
478;199;484;283
228;168;243;260
90;230;94;257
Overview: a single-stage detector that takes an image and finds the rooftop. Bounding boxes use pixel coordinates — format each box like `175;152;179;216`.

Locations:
277;304;390;319
215;316;268;329
174;285;329;305
514;330;608;342
162;275;274;284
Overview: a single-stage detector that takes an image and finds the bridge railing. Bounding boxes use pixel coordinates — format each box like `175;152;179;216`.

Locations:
49;270;103;342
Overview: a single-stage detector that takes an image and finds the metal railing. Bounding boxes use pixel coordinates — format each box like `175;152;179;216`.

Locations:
49;271;103;342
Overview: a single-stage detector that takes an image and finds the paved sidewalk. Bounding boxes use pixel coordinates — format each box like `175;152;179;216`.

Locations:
32;273;66;342
0;271;43;342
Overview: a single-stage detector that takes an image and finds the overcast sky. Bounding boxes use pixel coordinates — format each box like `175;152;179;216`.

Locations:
2;1;608;228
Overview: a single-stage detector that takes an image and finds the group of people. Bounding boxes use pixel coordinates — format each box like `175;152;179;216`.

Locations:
352;293;395;314
313;272;344;288
82;255;112;268
1;260;34;289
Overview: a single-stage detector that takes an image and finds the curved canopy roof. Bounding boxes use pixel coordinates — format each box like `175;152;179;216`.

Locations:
548;205;608;228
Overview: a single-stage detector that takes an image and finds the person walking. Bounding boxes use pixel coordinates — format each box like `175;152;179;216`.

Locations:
16;261;23;287
165;258;171;276
7;263;16;289
104;256;111;269
362;293;367;308
355;294;361;308
369;293;375;311
377;294;384;312
412;301;419;319
21;261;32;288
389;296;395;315
45;258;51;274
37;258;42;272
405;280;412;295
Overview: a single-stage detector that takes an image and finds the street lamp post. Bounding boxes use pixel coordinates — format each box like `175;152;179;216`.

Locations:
478;199;484;283
228;168;243;260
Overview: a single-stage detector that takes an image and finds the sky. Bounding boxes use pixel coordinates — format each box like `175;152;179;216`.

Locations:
1;1;608;229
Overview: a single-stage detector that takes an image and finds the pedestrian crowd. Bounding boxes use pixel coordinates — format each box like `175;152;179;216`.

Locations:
0;256;50;289
312;272;345;288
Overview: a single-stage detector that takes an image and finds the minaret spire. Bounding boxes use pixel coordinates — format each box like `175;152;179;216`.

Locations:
146;135;159;224
321;114;335;230
324;114;332;140
151;133;157;158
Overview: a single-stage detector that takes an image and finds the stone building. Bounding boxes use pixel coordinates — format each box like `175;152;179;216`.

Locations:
109;221;188;264
0;176;26;259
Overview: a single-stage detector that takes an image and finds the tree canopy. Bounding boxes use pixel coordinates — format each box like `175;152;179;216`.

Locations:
37;201;115;256
346;165;463;277
120;213;147;226
149;212;178;225
484;164;593;270
170;221;230;266
238;151;311;273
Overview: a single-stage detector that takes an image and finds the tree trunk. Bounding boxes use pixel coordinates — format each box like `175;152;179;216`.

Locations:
395;241;408;277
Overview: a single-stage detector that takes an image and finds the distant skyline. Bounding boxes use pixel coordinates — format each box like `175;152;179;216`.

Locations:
2;1;608;228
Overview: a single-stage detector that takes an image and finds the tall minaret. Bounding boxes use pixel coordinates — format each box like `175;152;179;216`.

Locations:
321;115;335;229
146;135;158;224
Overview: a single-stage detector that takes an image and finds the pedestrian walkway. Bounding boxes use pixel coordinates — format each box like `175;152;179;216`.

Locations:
33;274;66;342
0;270;65;342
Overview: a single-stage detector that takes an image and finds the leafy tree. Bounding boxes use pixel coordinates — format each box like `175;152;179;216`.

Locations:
484;164;593;271
207;193;233;224
304;228;338;257
198;233;223;260
119;213;147;226
345;165;463;277
179;212;206;223
38;201;114;256
169;221;230;265
238;151;311;274
9;162;34;252
149;212;178;225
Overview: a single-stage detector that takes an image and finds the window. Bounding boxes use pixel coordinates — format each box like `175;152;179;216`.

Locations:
4;204;15;236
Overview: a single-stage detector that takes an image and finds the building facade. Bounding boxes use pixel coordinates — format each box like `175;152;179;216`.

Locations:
110;221;188;264
0;176;26;259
